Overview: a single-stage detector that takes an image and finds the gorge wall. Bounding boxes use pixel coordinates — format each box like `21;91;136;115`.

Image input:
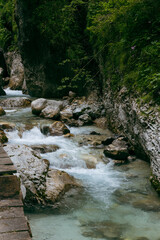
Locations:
3;0;160;190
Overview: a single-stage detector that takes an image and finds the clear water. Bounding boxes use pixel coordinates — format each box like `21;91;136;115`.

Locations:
1;90;160;240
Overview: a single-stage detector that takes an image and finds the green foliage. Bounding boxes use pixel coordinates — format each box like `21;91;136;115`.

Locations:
0;0;17;51
87;0;160;104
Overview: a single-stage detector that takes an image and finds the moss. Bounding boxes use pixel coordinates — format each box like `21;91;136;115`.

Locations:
150;174;160;195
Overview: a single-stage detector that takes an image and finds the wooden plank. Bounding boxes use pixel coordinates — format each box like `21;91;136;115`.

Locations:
0;154;9;159
0;231;31;240
0;176;20;198
0;165;16;175
0;199;23;208
0;158;13;165
0;217;29;233
0;207;24;219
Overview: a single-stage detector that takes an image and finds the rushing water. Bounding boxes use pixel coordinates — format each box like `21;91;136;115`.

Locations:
1;90;160;240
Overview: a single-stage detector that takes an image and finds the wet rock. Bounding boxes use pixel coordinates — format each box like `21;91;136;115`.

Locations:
102;136;115;145
0;130;8;143
104;138;129;160
0;97;31;108
45;169;80;203
30;144;60;154
63;133;75;138
60;107;73;120
78;114;92;125
0;106;5;116
5;51;24;90
40;105;61;119
31;98;63;119
4;144;49;205
94;117;108;129
31;98;47;115
48;121;70;136
75;134;113;147
0;121;15;130
81;154;102;168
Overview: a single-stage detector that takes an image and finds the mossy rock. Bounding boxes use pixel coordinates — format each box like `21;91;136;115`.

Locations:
150;174;160;195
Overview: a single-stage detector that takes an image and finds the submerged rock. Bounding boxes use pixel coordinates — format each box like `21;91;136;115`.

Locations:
82;220;126;239
0;97;31;108
0;106;5;116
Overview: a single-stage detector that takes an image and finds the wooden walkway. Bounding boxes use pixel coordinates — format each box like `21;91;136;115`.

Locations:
0;146;32;240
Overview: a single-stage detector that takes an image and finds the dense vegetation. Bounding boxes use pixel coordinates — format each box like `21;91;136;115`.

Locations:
0;0;160;103
0;0;17;51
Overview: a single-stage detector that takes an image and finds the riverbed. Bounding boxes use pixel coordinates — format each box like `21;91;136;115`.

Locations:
1;90;160;240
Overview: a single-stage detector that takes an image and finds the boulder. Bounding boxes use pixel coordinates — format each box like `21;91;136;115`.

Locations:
48;121;70;136
31;98;47;115
0;106;5;116
4;144;49;205
0;97;31;108
31;98;63;119
104;138;129;160
60;107;73;120
45;169;80;203
5;51;24;90
0;130;8;143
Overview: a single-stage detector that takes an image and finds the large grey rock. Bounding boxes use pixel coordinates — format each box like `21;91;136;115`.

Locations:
0;97;31;108
5;51;25;90
4;144;49;204
31;98;47;115
31;98;63;119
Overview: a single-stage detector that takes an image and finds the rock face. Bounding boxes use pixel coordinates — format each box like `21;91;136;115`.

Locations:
4;51;25;91
0;97;31;108
0;68;6;96
15;1;63;97
103;86;160;186
31;98;63;119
